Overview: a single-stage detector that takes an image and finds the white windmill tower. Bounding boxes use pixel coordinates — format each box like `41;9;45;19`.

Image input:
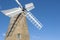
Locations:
1;0;42;40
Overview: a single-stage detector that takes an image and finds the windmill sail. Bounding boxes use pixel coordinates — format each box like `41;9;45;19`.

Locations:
25;3;35;11
1;7;22;17
26;12;42;30
15;0;23;8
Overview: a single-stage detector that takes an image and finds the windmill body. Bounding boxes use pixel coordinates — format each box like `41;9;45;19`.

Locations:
5;12;29;40
1;0;42;40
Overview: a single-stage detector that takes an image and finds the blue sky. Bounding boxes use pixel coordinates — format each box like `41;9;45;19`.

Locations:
0;0;60;40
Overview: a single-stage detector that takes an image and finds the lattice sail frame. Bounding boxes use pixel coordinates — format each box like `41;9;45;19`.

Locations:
26;12;42;29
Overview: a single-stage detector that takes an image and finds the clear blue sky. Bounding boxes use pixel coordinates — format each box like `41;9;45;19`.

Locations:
0;0;60;40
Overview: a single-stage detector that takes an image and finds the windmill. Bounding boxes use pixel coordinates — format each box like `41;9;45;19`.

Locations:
1;0;42;40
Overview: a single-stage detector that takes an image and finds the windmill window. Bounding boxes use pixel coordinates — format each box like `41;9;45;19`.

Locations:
17;33;21;40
